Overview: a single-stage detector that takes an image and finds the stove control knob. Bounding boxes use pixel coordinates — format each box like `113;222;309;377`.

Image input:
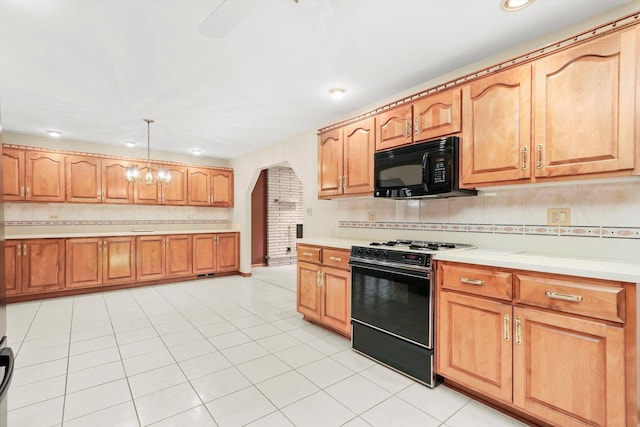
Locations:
373;250;380;258
382;251;389;259
357;248;363;255
365;249;372;256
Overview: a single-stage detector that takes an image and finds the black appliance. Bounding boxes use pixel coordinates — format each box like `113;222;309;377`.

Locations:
0;140;15;423
350;240;472;387
374;136;476;199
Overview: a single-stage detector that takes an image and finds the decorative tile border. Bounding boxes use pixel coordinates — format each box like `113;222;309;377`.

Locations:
338;221;640;240
6;219;229;227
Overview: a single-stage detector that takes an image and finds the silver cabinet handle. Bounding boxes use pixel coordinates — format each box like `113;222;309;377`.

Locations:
405;119;411;137
414;117;419;135
460;277;485;286
302;252;313;257
521;146;528;170
328;256;342;262
545;291;583;303
515;317;522;344
22;244;27;256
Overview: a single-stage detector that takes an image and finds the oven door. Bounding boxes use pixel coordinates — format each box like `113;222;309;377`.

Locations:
350;261;433;349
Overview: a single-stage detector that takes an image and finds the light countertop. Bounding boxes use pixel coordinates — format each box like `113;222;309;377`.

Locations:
296;237;640;283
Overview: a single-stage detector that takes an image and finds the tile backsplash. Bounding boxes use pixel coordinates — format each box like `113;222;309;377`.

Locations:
4;203;231;229
337;180;640;240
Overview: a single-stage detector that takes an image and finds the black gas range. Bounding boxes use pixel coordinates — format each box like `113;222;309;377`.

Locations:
349;239;472;387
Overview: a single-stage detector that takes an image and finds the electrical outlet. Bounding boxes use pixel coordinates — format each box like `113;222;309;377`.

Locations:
367;211;376;222
49;214;58;220
547;208;571;226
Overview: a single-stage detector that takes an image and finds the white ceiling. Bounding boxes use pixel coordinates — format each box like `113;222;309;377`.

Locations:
0;0;633;159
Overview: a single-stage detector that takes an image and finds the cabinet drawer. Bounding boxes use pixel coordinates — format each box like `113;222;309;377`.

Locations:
441;263;513;301
323;248;350;270
297;245;321;264
515;273;625;323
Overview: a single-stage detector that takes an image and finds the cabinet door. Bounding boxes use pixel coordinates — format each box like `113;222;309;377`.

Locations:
375;104;412;151
66;156;101;203
22;239;65;293
136;236;165;281
166;234;192;278
133;165;160;204
533;29;636;178
320;266;350;336
216;233;239;272
413;88;461;141
4;241;22;296
513;307;626;427
103;236;136;285
2;148;25;201
343;118;374;196
437;291;513;403
188;168;211;206
462;65;532;185
66;238;102;288
192;234;216;274
102;159;133;204
162;165;188;205
25;151;65;202
318;128;343;198
211;169;234;207
297;261;322;321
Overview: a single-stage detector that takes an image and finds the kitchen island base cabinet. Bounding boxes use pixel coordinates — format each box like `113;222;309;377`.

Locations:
436;261;635;427
296;244;350;337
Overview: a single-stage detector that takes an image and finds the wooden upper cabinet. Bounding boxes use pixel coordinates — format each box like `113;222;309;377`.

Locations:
533;28;637;178
318;128;343;198
2;147;25;200
375;104;412;151
343;118;374;195
211;169;233;207
461;65;532;186
25;151;65;202
188;167;211;206
413;88;461;142
162;165;188;205
133;164;160;205
66;156;101;203
102;159;133;204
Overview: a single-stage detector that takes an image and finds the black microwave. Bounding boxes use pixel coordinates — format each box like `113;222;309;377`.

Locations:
374;136;476;199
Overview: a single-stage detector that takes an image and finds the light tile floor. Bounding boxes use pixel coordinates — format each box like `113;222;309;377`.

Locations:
6;265;525;426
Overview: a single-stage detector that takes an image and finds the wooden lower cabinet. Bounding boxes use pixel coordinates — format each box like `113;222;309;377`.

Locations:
192;232;240;274
4;240;22;296
66;237;136;289
436;261;634;427
296;244;350;337
166;235;192;278
136;235;166;281
20;239;65;294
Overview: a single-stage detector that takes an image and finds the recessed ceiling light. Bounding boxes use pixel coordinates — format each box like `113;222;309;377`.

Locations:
47;130;62;138
125;141;136;148
501;0;534;11
191;149;202;156
328;88;346;100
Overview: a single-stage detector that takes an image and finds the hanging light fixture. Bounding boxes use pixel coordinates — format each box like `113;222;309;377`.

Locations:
125;119;171;185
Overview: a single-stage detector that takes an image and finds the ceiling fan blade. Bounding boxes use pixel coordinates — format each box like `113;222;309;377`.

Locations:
197;0;257;39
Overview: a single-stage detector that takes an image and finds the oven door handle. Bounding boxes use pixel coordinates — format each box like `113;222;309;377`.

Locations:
350;262;430;280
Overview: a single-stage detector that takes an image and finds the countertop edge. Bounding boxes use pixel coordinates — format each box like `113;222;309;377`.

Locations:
6;229;241;239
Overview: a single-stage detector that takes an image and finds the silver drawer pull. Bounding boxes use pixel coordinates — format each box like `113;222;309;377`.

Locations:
329;256;342;262
460;277;485;286
302;252;313;257
545;291;583;303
